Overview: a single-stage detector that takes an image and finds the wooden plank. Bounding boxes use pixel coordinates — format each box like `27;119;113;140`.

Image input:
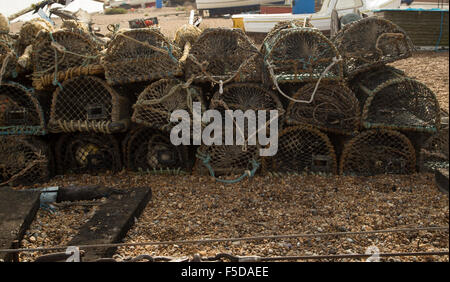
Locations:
0;188;40;262
68;187;152;261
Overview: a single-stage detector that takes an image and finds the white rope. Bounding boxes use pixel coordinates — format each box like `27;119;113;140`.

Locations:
270;56;342;104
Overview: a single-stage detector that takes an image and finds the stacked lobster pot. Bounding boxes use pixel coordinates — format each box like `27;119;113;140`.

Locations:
260;19;357;176
333;17;445;176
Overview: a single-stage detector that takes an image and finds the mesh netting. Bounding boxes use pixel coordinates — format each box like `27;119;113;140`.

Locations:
185;28;262;84
55;133;121;174
0;136;51;186
103;28;183;85
266;125;337;175
48;76;130;134
132;78;204;131
333;17;414;78
0;40;17;82
285;82;360;134
122;126;190;172
419;127;449;173
61;20;89;33
352;66;440;133
263;19;314;45
16;18;54;56
32;29;103;90
262;27;343;83
340;129;416;176
0;81;46;135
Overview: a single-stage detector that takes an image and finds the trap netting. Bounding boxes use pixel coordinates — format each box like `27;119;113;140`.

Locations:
61;20;89;33
122;126;191;172
185;28;263;84
132;78;204;131
55;133;122;175
48;76;130;134
340;129;416;176
0;81;46;135
262;27;343;84
16;18;54;56
285;82;360;134
263;19;314;45
419;127;449;173
352;66;440;133
0;40;18;82
32;29;103;90
103;28;183;85
0;136;51;186
332;17;414;78
265;125;337;175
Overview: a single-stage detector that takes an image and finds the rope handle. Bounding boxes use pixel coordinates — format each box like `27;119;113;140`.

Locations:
196;152;260;184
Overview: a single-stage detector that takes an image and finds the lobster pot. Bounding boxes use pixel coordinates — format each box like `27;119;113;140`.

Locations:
264;19;314;44
55;133;121;175
0;41;17;80
61;20;89;33
185;28;263;84
123;126;190;172
103;28;183;85
419;128;449;173
352;67;440;133
267;126;337;175
0;136;51;186
48;76;130;134
262;27;343;84
333;17;413;78
0;82;46;135
285;82;360;134
32;29;103;90
340;129;416;176
16;18;54;56
132;79;204;131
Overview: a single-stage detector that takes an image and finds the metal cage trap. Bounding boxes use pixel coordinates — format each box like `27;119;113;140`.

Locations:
0;81;46;135
351;66;440;133
102;28;183;85
48;76;130;134
332;17;414;78
340;129;416;176
265;125;338;175
55;133;122;175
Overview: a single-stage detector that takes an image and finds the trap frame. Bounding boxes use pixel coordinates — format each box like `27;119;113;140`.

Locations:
48;76;130;134
55;133;122;175
32;29;103;90
132;78;204;132
0;81;46;135
352;67;440;133
264;125;338;175
122;125;191;172
333;17;414;78
103;28;183;85
0;136;52;186
185;28;263;84
285;82;360;134
340;129;416;176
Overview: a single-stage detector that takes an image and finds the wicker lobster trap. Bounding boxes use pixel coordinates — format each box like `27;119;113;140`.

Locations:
419;127;449;173
32;29;103;90
265;125;337;175
351;67;440;133
132;78;204;131
48;76;130;134
262;27;343;84
185;28;263;84
16;18;54;56
284;82;360;134
55;133;122;175
0;81;46;135
333;17;414;78
122;126;191;172
0;136;52;186
103;28;183;85
340;129;416;176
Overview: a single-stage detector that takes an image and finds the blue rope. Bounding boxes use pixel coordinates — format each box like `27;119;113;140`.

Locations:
196;152;260;184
